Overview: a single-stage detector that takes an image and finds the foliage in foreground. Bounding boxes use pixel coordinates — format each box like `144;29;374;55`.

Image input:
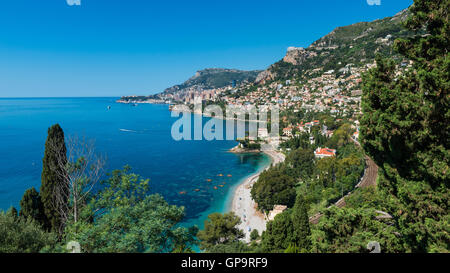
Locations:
0;209;58;253
310;206;405;253
65;166;198;253
361;0;449;252
6;124;198;253
197;212;244;252
260;194;311;253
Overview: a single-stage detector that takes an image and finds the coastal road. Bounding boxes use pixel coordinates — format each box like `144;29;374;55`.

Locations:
309;155;378;224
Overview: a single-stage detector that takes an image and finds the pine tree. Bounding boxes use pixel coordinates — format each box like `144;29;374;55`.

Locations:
19;187;44;224
40;124;68;233
361;0;449;252
291;194;311;252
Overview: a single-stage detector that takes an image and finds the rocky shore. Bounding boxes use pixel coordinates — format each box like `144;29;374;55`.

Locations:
229;144;260;154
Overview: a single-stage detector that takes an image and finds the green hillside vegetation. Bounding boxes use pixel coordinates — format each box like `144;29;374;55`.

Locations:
250;123;364;216
265;9;420;83
163;68;262;94
359;0;449;252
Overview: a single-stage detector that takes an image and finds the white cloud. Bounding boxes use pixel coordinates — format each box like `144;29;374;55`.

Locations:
66;0;81;6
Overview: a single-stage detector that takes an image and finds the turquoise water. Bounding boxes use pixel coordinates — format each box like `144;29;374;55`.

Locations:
0;97;271;229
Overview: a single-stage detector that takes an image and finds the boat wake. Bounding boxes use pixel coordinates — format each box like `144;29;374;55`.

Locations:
119;129;139;133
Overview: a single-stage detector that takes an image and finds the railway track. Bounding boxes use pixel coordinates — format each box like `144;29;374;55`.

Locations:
309;155;378;224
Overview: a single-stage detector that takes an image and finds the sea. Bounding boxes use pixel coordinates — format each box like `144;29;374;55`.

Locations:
0;97;271;229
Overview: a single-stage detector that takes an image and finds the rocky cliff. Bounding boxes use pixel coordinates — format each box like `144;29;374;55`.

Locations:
255;9;414;83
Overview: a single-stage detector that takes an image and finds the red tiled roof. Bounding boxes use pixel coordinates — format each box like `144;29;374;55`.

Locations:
315;148;336;156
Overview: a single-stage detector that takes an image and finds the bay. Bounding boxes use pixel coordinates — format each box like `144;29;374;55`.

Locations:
0;97;271;229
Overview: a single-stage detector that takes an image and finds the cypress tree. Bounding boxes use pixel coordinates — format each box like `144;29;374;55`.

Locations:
291;194;311;252
40;124;68;233
19;187;44;224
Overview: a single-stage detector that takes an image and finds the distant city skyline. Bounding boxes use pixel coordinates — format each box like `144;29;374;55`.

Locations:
0;0;412;97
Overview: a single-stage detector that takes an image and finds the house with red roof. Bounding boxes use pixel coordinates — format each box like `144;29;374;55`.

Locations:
314;147;337;159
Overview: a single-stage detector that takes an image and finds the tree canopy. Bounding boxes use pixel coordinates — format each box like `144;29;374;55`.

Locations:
361;0;449;252
65;166;198;253
0;210;58;253
197;212;244;252
251;169;297;213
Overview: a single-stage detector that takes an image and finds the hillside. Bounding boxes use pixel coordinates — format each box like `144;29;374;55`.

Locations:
256;9;415;83
120;8;418;105
162;68;262;95
118;68;261;103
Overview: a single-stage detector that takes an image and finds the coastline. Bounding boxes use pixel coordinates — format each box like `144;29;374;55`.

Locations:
230;148;285;242
118;100;269;124
118;100;279;241
229;144;260;154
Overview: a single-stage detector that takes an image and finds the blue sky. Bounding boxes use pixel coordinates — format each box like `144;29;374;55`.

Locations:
0;0;413;97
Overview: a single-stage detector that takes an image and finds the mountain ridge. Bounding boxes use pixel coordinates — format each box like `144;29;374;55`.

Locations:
120;8;415;103
255;8;413;84
162;68;262;95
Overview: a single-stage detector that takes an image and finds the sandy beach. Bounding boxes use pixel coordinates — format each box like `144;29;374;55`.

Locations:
231;147;285;242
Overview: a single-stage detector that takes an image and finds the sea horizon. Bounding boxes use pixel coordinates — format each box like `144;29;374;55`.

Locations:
0;96;123;99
